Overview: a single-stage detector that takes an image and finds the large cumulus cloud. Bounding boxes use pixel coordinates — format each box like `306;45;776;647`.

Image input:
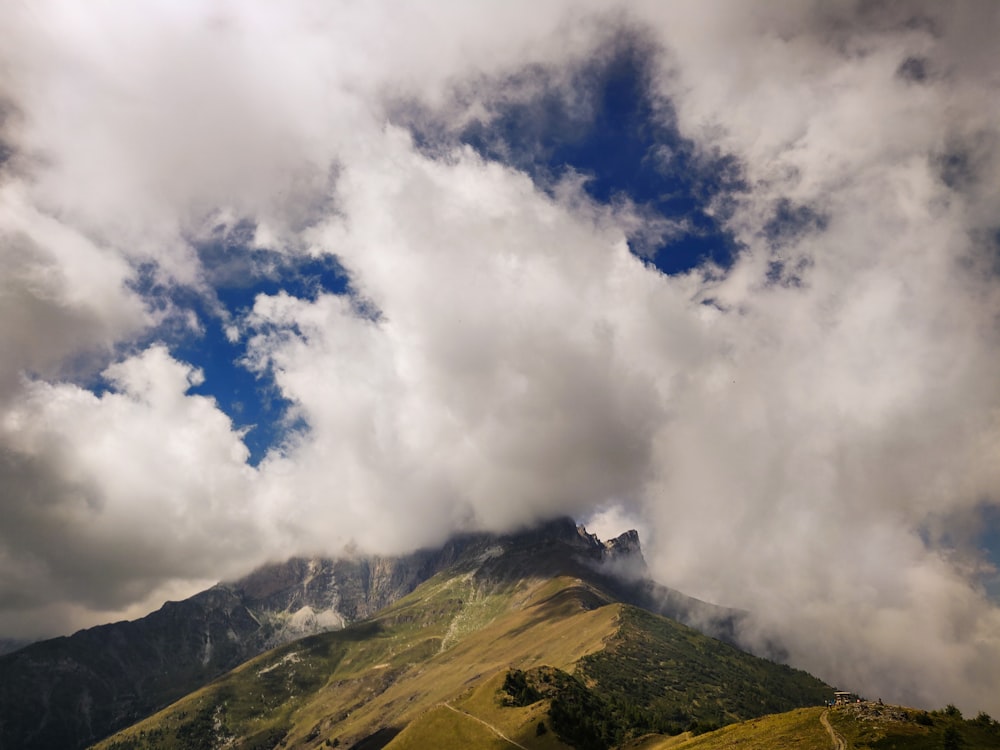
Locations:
1;0;999;716
245;133;670;552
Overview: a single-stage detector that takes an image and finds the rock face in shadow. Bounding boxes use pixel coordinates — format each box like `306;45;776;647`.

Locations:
0;517;740;750
0;638;30;657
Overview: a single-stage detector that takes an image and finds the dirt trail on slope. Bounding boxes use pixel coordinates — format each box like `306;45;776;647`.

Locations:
821;709;847;750
443;702;529;749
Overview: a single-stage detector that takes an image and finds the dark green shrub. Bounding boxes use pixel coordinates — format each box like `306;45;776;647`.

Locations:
943;724;964;750
501;668;542;706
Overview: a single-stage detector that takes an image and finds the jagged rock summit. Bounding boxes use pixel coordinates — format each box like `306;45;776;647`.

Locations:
224;518;646;643
228;517;652;648
0;517;735;750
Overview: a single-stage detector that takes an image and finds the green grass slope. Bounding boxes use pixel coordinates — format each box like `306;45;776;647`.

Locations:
94;567;832;750
627;703;1000;750
627;707;831;750
827;702;1000;749
384;673;570;750
94;573;617;750
386;705;512;750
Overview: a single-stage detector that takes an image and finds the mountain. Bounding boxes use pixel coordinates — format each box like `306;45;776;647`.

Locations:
0;518;741;750
91;519;833;750
0;537;459;750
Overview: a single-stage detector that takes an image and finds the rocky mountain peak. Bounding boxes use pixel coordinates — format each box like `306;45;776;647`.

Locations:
525;515;642;551
562;518;645;568
603;529;643;559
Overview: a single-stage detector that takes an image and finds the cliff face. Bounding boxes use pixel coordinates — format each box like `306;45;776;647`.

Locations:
0;517;732;750
602;528;643;560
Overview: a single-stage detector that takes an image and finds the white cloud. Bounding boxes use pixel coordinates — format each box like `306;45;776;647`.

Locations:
0;184;150;401
0;0;999;717
245;135;668;552
0;347;263;633
631;0;1000;713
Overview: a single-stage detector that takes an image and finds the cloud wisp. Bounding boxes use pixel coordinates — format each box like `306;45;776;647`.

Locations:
1;0;1000;715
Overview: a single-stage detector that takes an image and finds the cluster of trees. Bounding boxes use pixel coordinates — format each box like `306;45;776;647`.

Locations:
500;668;542;706
932;705;1000;750
501;665;706;750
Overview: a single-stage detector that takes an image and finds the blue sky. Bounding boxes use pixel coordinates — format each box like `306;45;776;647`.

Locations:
165;250;348;462
2;0;1000;715
172;35;745;467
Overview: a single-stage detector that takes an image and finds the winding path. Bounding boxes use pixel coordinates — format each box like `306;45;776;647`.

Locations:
820;709;847;750
443;702;529;750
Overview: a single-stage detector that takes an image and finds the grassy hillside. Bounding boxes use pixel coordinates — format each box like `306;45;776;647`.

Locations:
576;607;830;735
35;518;1000;750
627;706;830;750
627;703;1000;750
94;573;617;749
94;562;835;750
827;702;1000;749
386;672;571;750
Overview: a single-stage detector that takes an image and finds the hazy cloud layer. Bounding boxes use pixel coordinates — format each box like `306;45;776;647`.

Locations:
1;0;1000;715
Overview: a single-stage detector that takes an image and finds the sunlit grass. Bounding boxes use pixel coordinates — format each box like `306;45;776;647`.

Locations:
627;707;829;750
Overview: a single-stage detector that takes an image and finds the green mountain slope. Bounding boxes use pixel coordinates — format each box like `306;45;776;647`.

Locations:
0;543;476;750
0;518;743;750
629;702;1000;750
94;543;832;750
1;517;745;750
